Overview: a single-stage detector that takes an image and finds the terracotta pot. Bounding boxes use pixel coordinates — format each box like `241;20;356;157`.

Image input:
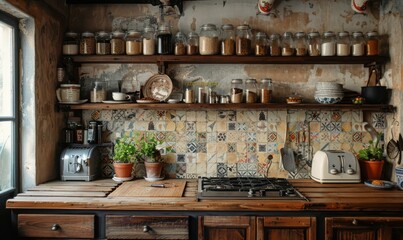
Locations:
113;162;134;178
359;160;384;181
144;162;163;179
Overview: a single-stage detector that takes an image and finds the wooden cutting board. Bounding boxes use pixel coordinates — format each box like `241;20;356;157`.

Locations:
108;179;187;198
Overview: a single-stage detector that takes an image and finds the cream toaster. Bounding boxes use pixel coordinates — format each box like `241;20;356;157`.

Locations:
310;150;361;183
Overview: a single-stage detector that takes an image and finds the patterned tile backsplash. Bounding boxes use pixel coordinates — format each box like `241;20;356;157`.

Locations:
82;109;386;179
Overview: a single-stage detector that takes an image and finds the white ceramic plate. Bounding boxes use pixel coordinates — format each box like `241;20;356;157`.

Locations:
102;100;129;104
59;99;88;104
364;180;395;189
136;99;160;104
112;174;134;182
143;74;173;101
144;176;165;182
167;99;182;104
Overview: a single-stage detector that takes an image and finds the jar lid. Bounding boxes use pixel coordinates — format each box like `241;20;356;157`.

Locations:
246;78;257;83
96;31;109;37
282;32;293;38
112;30;125;37
352;31;364;37
82;31;94;37
231;79;243;84
65;32;78;37
308;31;320;37
221;24;234;30
366;31;378;37
175;31;186;38
236;24;250;30
201;23;217;30
269;33;280;39
144;26;155;32
188;31;199;38
126;30;141;37
256;32;267;38
338;31;349;37
295;32;306;38
158;24;170;31
323;31;335;37
261;78;272;83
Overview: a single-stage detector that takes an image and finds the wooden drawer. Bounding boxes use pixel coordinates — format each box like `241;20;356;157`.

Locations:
106;215;189;239
18;214;95;238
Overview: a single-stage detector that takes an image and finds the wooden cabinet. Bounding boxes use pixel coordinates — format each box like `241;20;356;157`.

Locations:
198;216;256;240
105;215;189;239
325;217;403;240
257;216;316;240
17;214;95;238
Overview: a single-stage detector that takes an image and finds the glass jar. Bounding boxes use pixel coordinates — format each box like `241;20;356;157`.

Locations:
236;24;252;56
245;79;258;103
336;31;350;56
321;31;336;56
95;31;111;55
174;32;187;55
143;26;156;55
294;32;307;56
281;32;294;56
255;32;268;56
157;24;172;55
90;80;107;102
63;32;79;55
307;31;321;56
351;31;365;56
220;24;235;55
366;31;379;56
230;79;243;103
260;78;273;103
269;33;281;56
79;31;95;55
187;32;199;55
199;24;220;55
125;30;142;55
110;30;126;55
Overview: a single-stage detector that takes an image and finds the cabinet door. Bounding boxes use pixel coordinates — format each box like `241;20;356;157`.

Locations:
325;217;403;240
256;216;316;240
198;216;256;240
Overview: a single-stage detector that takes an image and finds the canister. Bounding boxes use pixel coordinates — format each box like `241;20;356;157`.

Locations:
255;32;268;56
307;31;321;56
351;31;365;56
294;32;307;56
95;31;111;55
269;33;281;56
336;31;350;56
366;31;379;56
125;30;142;55
260;78;273;103
245;79;258;103
321;31;336;56
111;30;126;55
199;24;220;55
220;24;235;55
281;32;294;56
236;24;252;56
187;32;199;55
157;24;172;55
230;79;243;103
80;31;95;55
63;32;79;55
174;32;187;56
143;25;156;55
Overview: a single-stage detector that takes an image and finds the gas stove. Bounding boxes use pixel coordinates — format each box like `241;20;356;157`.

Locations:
197;177;308;201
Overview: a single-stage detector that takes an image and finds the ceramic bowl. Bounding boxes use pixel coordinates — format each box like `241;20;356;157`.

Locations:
315;82;343;90
314;96;343;104
396;167;403;190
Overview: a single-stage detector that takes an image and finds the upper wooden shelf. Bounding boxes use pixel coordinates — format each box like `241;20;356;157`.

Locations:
68;55;389;65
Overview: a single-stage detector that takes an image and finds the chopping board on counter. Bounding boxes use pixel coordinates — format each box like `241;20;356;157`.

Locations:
108;179;187;198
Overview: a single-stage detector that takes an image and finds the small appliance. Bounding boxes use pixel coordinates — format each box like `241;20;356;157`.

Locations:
310;150;361;183
60;145;100;181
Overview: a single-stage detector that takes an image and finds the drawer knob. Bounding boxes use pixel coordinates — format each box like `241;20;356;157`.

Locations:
352;219;358;225
51;224;60;231
143;225;150;232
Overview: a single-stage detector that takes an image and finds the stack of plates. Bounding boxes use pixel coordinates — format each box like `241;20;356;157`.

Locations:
314;82;344;104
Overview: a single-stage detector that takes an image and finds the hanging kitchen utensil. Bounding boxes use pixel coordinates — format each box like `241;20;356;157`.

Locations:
364;123;378;143
398;134;403;165
386;119;399;159
280;122;296;173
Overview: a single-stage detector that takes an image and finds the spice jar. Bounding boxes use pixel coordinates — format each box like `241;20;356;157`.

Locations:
260;78;273;103
157;24;172;55
95;31;111;55
236;24;252;56
125;30;142;55
336;31;350;56
187;32;199;55
366;31;379;56
199;24;220;55
351;31;365;56
143;25;156;55
281;32;294;56
307;31;321;56
174;32;187;55
321;31;336;56
80;31;95;55
255;32;268;56
220;24;235;55
63;32;79;55
90;80;107;102
269;33;281;56
294;32;307;56
245;79;258;103
110;30;126;55
230;79;243;103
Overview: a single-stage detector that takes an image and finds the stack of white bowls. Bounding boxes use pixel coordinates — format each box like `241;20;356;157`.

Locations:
314;82;344;104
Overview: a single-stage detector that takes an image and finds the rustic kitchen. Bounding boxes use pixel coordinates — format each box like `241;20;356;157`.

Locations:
1;0;403;239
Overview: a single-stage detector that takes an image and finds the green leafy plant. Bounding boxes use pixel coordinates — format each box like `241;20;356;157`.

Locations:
139;134;163;163
112;136;139;163
358;132;384;161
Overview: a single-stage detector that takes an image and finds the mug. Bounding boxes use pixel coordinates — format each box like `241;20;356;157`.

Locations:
56;84;80;102
112;92;129;101
396;167;403;190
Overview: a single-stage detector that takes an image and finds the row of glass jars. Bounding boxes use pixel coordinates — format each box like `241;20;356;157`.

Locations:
230;78;273;104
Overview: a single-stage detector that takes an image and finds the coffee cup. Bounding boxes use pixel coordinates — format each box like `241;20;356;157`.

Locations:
112;92;129;101
56;84;80;102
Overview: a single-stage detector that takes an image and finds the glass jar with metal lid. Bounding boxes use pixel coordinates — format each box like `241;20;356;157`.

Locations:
157;24;172;55
143;25;156;55
95;31;111;55
174;32;187;55
187;32;199;55
269;33;281;56
220;24;235;55
245;79;258;103
351;31;365;56
366;31;379;56
307;31;321;56
236;24;252;56
199;24;220;55
336;31;350;56
321;31;336;56
125;30;142;55
80;31;95;55
230;79;243;103
63;32;79;55
294;32;307;56
281;32;294;56
260;78;273;103
255;32;268;56
110;30;126;55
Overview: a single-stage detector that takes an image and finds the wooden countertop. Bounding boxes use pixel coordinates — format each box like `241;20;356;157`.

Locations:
6;179;403;212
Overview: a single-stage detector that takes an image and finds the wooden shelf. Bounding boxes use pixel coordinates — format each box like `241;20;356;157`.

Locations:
61;103;395;112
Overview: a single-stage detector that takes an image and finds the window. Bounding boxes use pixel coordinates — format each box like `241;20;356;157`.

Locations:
0;11;19;196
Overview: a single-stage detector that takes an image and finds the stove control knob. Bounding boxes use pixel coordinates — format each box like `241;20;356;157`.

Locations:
330;168;339;175
346;168;355;175
279;189;286;196
248;189;254;197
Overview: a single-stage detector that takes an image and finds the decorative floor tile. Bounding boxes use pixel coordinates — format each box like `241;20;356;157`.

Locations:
228;143;236;152
331;111;342;122
372;113;386;129
258;111;267;121
207;111;217;121
228;122;236;130
246;143;256;153
217;163;228;177
341;111;352;122
186;121;196;131
237;123;247;131
217;132;227;141
267;132;277;142
256;121;267;132
176;163;186;175
226;131;240;142
196;121;207;132
267;143;278;153
197;132;207;142
258;144;266;152
112;110;125;120
186;111;197;121
187;142;197;153
206;132;216;142
207;152;217;163
306;111;321;122
186;131;197;142
246;132;257;142
177;154;185;163
351;111;363;123
197;143;207;153
267;110;281;122
196;111;207;121
228;111;236;121
207;122;216;132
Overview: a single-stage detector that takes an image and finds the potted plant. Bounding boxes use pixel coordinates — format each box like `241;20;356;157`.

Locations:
138;133;168;180
357;131;385;181
112;136;138;179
